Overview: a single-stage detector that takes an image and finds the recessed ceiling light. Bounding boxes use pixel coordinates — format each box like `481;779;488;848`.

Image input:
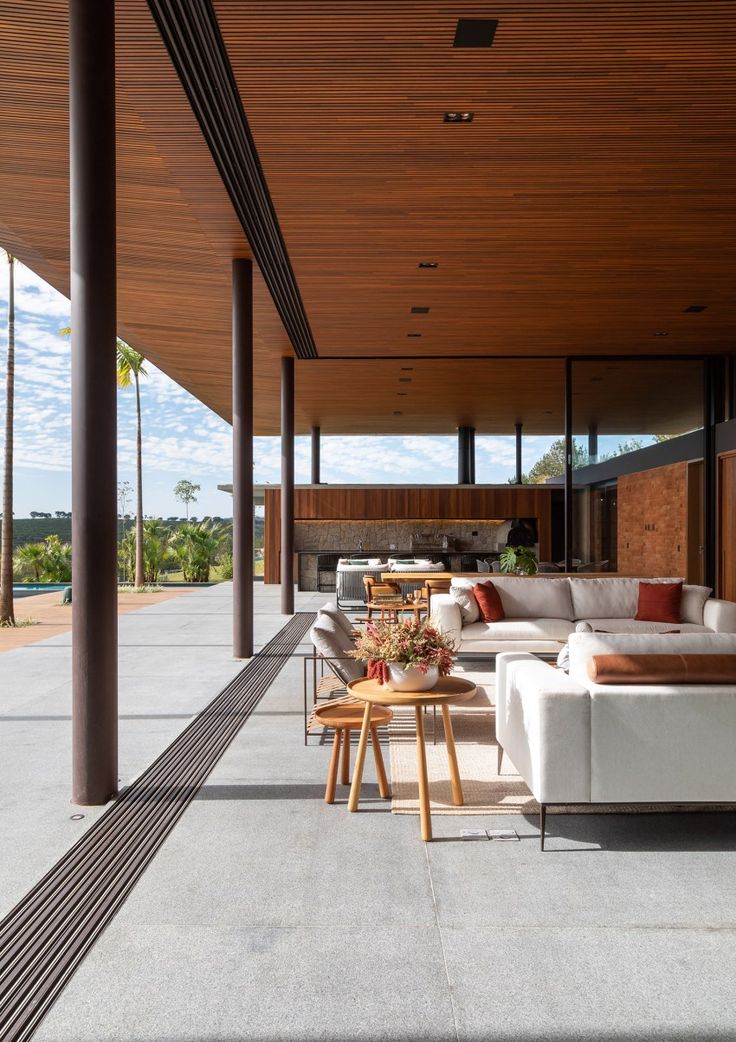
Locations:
418;261;439;269
654;331;670;336
411;306;430;314
444;111;474;123
407;332;422;338
685;305;707;313
453;18;499;48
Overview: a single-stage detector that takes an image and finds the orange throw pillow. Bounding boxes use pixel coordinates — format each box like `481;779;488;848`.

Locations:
473;581;505;622
635;581;683;624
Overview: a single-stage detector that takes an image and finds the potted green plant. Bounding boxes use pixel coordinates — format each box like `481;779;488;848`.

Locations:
351;619;456;691
499;545;538;576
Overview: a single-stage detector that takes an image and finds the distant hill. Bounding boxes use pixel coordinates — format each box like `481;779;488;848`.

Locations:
2;516;262;551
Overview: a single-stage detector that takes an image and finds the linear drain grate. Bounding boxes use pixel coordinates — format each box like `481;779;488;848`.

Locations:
0;612;315;1042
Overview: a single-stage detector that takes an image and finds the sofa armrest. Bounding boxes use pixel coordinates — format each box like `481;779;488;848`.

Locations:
704;598;736;633
495;653;591;803
429;594;462;649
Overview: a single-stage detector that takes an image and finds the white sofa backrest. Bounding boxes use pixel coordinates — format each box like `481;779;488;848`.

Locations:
568;577;711;624
451;575;574;621
568;631;736;684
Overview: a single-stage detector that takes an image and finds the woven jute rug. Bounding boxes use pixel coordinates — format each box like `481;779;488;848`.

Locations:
388;673;539;816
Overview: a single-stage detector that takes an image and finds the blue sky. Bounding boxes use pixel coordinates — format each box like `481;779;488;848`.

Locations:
0;259;652;519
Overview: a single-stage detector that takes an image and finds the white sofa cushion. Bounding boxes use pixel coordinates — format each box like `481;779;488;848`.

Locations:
569;577;642;620
569;577;708;623
452;576;574;621
450;585;480;624
568;631;736;685
461;618;576;642
319;602;354;636
579;618;709;636
680;584;712;625
389;560;444;572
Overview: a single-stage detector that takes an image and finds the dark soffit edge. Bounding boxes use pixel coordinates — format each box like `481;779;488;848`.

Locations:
147;0;318;359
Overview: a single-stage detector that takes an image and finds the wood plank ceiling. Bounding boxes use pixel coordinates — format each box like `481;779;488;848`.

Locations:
0;1;732;435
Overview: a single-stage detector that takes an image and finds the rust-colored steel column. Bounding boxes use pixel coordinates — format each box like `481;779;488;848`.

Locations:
70;0;118;805
232;259;254;658
281;357;295;614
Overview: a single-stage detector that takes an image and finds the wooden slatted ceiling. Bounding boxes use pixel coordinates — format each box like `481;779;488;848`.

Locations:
0;1;731;438
0;0;291;431
217;0;736;358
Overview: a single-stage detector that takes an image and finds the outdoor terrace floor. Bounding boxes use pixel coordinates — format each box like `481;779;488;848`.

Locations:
2;584;736;1040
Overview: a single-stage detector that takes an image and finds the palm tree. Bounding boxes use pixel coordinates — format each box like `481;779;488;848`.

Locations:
141;518;172;583
0;251;15;625
172;521;226;582
14;541;45;582
116;341;147;588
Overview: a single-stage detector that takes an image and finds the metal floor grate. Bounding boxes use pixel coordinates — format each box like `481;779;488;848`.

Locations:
0;612;315;1042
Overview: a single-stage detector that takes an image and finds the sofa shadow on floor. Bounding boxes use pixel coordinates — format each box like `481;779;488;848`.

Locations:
522;810;736;853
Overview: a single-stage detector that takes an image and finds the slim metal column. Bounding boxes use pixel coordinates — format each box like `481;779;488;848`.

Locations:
311;425;321;484
281;357;295;614
232;258;253;658
70;0;118;805
468;426;476;484
457;426;473;484
564;358;574;571
515;422;523;484
588;422;598;465
703;357;723;591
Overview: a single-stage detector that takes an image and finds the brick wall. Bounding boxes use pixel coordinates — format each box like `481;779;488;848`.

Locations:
617;462;688;576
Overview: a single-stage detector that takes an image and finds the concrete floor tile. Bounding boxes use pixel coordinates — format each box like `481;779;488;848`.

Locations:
442;925;736;1041
34;923;455;1042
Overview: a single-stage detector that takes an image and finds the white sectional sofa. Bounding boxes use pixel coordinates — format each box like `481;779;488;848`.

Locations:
430;576;736;655
495;631;736;847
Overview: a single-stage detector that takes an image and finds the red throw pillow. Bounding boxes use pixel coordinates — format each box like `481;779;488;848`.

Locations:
635;581;683;624
473;580;505;622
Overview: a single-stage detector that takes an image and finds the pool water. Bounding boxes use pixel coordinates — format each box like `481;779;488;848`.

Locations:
12;584;69;599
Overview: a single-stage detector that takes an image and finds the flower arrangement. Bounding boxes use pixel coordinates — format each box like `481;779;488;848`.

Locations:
351;619;456;686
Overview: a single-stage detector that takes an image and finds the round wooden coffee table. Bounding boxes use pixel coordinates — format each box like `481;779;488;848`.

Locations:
346;675;477;841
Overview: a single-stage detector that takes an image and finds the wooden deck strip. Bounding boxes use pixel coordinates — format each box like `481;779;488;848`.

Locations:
0;588;190;655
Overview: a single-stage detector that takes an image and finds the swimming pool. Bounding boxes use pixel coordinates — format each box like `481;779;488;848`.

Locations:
12;584;69;599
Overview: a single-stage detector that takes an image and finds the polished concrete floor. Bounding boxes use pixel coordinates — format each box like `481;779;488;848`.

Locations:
2;584;736;1041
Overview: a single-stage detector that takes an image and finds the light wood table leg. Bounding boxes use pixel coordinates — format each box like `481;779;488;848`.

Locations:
340;727;351;785
325;729;341;804
415;705;432;841
371;726;391;799
348;702;372;812
441;703;464;807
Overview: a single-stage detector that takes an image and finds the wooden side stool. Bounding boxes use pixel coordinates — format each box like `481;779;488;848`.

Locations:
312;701;393;804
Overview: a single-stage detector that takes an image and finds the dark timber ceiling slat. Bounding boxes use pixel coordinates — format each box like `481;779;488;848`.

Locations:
0;1;733;435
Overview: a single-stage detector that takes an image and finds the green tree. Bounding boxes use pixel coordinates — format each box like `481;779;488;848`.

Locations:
14;541;45;582
516;438;589;484
39;534;72;582
174;479;200;520
172;520;225;582
118;528;136;583
117;342;148;588
0;252;15;624
141;518;173;583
